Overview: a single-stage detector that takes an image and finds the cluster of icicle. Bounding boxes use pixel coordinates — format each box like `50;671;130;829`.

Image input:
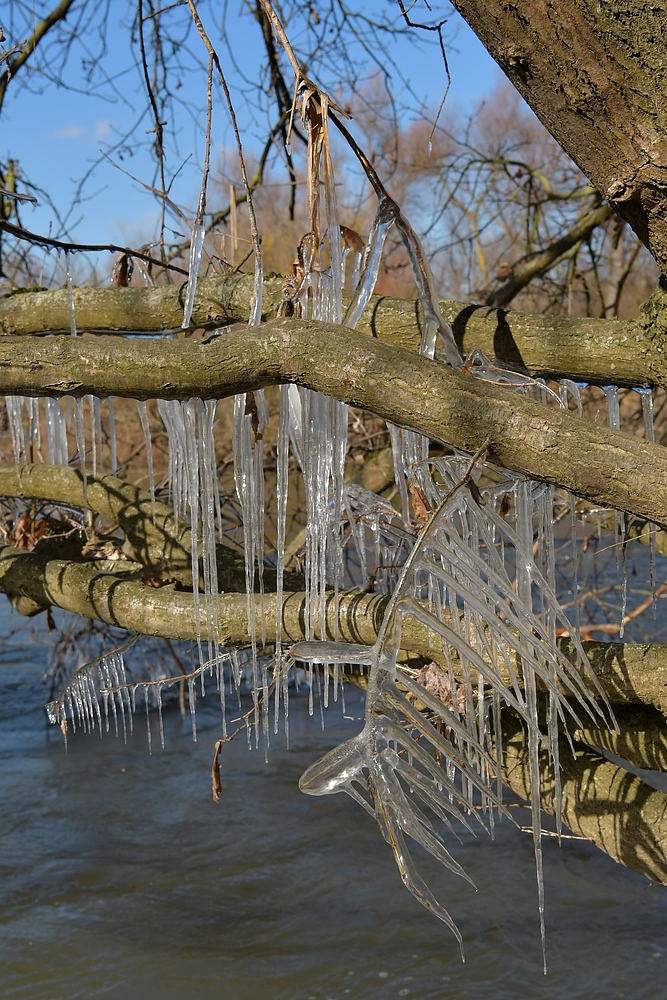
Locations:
4;126;658;970
45;632;247;751
292;452;616;966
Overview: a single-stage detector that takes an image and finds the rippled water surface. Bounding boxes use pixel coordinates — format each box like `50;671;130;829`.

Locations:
1;605;667;1000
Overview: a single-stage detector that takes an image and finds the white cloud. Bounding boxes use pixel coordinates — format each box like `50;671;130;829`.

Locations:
53;125;86;140
94;120;114;140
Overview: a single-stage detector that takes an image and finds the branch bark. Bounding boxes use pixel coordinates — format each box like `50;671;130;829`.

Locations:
503;717;667;885
0;321;667;525
0;463;301;593
2;275;665;388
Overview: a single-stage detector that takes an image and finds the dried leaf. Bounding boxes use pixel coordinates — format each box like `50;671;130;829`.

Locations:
340;224;364;254
414;662;466;714
409;480;432;528
211;739;223;803
112;253;133;287
10;511;60;550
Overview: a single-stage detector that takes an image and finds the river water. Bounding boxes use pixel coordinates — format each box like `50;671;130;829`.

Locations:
1;602;667;1000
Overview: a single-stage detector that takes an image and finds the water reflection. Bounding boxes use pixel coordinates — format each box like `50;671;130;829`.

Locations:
1;607;667;999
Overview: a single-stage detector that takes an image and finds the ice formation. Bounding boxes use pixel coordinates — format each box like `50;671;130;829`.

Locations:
19;71;647;972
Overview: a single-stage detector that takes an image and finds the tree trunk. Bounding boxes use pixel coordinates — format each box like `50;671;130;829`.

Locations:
452;1;667;272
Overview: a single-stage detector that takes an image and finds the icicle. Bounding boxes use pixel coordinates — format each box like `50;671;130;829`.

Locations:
107;397;118;476
92;396;103;475
343;199;395;330
603;385;625;626
559;381;582;637
181;224;206;330
24;397;40;461
45;398;61;465
233;390;267;743
74;397;87;506
638;387;658;616
86;396;97;476
198;398;221;693
287;384;304;468
5;396;25;462
248;254;264;329
183;400;202;662
393;212;460;366
64;251;78;337
144;688;153;755
157;684;165;749
350;251;362;290
136;400;156;521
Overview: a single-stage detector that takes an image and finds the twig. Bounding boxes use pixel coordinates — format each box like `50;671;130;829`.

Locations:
187;0;263;322
395;0;451;150
138;0;168;259
0;219;188;275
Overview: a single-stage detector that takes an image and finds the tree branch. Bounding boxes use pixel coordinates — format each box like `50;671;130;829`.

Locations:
503;716;667;885
0;0;77;112
0;320;666;524
2;275;664;389
486;201;613;307
0;463;302;593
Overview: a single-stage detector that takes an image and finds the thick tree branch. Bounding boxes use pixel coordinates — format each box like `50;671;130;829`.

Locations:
503;718;667;885
573;704;667;772
2;539;667;717
0;464;302;593
0;321;666;525
1;276;664;389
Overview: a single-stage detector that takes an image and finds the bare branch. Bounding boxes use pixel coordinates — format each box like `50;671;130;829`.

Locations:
0;0;77;112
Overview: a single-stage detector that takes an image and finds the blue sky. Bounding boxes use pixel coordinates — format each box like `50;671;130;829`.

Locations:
2;3;505;253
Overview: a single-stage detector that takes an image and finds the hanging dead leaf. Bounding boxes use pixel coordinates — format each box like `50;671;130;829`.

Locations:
414;661;466;714
112;253;133;287
211;739;223;803
10;511;61;550
340;225;365;254
409;480;432;528
244;391;262;441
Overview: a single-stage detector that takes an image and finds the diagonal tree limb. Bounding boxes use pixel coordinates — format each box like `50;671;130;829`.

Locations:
486;201;613;307
0;319;666;523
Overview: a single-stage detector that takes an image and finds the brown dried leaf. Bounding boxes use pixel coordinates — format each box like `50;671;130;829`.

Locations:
340;224;364;254
10;511;59;550
415;662;466;714
211;739;223;803
409;481;432;529
112;253;133;287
